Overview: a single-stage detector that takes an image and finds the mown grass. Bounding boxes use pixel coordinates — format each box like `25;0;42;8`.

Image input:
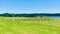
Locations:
0;17;60;34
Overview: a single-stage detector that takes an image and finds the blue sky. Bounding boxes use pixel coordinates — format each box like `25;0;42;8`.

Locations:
0;0;60;14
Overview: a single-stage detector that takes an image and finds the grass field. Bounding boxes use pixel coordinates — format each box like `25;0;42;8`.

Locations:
0;17;60;34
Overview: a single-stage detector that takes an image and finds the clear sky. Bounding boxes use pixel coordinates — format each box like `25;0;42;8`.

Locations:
0;0;60;14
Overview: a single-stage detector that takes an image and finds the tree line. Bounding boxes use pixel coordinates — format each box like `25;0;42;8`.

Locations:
0;13;60;17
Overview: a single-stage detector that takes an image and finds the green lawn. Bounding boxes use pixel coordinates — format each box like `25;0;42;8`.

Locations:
0;17;60;34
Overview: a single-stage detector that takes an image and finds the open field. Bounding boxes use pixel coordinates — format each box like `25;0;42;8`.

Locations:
0;17;60;34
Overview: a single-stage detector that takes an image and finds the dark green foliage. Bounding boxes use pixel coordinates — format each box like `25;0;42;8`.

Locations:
0;13;60;17
0;13;42;17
